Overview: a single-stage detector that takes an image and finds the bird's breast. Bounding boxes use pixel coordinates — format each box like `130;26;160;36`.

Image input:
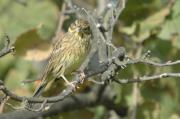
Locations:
64;35;91;74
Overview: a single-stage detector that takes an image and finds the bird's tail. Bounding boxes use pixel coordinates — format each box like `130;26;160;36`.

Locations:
32;80;47;97
33;62;52;97
25;78;48;109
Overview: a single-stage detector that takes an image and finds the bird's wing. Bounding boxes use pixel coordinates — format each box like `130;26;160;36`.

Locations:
45;32;74;78
32;33;69;97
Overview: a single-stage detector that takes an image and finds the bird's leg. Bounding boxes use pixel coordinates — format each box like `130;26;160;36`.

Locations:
60;75;76;89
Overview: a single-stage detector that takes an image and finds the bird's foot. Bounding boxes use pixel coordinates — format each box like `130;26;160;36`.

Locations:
65;81;77;91
61;75;77;91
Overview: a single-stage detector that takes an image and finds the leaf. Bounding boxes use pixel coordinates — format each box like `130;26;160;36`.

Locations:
170;114;180;119
121;7;170;42
0;55;14;79
120;0;166;25
4;59;35;96
0;0;58;41
158;0;180;49
14;29;52;61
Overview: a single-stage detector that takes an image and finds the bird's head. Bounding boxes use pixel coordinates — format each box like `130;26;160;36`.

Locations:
68;19;91;35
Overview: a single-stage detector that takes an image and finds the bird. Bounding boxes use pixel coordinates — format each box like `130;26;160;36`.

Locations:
33;19;92;97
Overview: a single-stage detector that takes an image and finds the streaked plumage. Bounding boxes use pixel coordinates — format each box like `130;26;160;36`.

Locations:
33;19;92;97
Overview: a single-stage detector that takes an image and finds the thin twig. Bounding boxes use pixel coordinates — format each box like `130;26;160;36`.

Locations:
56;3;67;36
0;35;14;58
0;47;14;58
114;73;180;84
116;57;180;67
0;96;10;113
25;99;48;112
5;103;24;110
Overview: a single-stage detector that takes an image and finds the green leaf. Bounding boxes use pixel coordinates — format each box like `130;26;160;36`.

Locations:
158;0;180;49
0;0;58;42
120;0;165;25
121;7;170;42
5;59;34;96
13;29;52;61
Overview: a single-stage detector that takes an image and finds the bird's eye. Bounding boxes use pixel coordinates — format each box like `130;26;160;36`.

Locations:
84;26;90;31
83;26;91;34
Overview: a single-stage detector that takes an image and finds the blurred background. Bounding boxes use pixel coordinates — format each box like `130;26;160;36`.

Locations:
0;0;180;119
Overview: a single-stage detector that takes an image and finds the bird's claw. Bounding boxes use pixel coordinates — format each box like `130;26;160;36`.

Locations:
65;81;78;91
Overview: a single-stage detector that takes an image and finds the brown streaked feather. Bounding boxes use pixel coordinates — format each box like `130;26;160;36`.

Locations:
33;19;91;97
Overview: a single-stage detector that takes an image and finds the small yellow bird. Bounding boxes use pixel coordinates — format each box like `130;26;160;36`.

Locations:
33;19;92;97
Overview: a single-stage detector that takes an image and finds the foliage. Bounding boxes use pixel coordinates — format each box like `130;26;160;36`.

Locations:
0;0;180;119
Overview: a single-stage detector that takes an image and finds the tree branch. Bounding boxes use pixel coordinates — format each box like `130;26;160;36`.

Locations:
0;85;127;119
0;47;125;104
